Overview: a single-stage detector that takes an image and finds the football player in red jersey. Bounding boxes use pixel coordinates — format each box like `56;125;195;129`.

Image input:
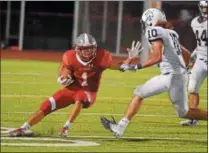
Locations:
9;33;143;137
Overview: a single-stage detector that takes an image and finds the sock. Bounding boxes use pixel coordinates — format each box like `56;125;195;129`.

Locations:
118;118;130;128
21;122;31;131
63;121;72;129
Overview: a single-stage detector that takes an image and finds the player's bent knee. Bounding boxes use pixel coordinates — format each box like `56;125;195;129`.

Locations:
133;86;145;99
40;97;56;115
132;95;143;102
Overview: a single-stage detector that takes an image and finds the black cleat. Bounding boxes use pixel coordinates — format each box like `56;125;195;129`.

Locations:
100;116;117;132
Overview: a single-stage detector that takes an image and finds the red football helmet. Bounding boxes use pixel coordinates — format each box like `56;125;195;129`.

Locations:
74;33;97;62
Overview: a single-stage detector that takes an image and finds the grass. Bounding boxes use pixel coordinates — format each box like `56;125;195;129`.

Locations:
1;59;207;152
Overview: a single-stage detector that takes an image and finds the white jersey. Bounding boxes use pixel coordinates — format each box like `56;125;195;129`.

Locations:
191;16;208;57
145;26;186;74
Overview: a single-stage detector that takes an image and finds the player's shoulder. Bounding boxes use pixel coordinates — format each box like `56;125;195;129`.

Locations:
63;49;76;57
191;16;207;26
62;49;76;66
145;26;166;41
191;16;199;25
95;48;112;68
96;48;112;59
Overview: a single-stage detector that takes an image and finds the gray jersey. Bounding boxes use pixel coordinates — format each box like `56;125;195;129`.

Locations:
191;16;208;57
145;26;186;74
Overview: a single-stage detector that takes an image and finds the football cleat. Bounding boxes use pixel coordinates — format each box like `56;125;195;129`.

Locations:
100;116;124;137
8;128;33;137
180;119;199;126
59;127;68;137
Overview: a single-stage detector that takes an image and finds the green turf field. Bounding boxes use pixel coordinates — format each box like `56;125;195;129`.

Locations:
1;60;207;152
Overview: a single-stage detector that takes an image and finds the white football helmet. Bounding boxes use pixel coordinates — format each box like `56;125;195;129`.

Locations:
74;33;97;62
198;1;208;17
141;8;167;34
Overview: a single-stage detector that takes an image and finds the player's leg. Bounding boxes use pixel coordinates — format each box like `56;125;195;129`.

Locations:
101;75;170;137
188;58;207;108
60;91;97;137
9;88;75;137
181;58;207;126
168;74;207;122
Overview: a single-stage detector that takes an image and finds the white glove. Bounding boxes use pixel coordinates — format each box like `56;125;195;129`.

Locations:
127;40;144;59
119;64;136;72
57;75;74;86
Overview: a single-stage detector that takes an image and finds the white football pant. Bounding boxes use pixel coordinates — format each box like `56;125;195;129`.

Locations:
188;56;207;94
134;73;189;117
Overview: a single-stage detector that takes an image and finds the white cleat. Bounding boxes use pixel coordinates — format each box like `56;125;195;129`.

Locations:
110;124;125;137
100;116;125;138
180;119;199;126
59;127;68;137
8;128;33;137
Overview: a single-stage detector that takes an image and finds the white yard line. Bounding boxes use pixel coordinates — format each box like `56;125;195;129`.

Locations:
1;111;175;117
1;137;100;147
1;127;206;142
0;135;206;142
1;72;53;76
2;80;208;90
68;135;207;142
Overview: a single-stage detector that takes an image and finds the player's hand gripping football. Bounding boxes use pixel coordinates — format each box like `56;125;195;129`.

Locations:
127;40;144;59
57;75;74;86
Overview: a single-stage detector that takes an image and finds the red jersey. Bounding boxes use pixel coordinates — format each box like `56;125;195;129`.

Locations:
62;48;112;92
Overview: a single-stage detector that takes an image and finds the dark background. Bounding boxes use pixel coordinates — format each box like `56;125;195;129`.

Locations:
0;1;75;50
0;1;198;52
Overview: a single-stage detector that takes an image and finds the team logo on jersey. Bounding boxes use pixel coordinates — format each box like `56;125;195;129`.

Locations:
88;64;94;68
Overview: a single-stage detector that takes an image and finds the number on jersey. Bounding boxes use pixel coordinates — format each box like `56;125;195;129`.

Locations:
81;72;88;86
148;29;158;39
169;33;181;55
195;29;207;46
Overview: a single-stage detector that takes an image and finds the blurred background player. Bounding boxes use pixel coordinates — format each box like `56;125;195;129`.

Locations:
8;33;143;137
101;8;208;137
180;1;208;126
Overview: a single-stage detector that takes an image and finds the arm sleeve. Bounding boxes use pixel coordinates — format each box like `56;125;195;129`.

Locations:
145;27;165;43
100;51;113;69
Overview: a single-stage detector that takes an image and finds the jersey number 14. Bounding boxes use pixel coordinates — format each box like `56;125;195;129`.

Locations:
195;29;207;46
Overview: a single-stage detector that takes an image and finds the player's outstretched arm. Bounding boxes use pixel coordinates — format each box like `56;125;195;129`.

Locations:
139;40;163;69
109;58;133;70
121;39;162;71
181;45;191;67
109;40;144;71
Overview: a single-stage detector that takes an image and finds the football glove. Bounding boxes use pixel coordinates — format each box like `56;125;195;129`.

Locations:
119;64;136;72
127;40;144;59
